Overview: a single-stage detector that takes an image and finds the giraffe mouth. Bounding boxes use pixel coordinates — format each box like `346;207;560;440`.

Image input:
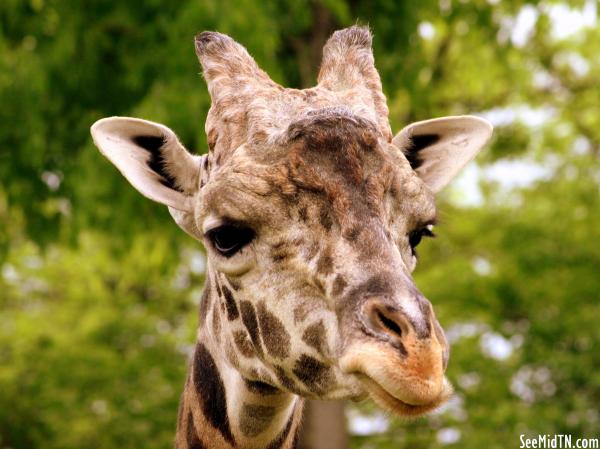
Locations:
359;375;453;417
339;341;451;416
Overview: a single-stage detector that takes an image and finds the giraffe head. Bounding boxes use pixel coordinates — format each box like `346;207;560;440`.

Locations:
91;27;492;417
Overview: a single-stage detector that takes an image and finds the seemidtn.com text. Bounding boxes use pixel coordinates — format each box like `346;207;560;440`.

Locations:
520;435;599;449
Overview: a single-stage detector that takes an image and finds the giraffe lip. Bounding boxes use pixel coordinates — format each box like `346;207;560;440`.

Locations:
359;376;452;417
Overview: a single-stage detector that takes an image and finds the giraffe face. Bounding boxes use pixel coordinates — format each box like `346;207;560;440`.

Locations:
195;109;451;414
91;27;492;418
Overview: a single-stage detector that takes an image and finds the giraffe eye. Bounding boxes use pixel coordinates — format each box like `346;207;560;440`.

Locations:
207;224;255;257
409;224;435;255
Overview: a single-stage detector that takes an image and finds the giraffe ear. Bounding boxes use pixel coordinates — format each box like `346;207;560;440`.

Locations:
91;117;202;212
393;116;493;193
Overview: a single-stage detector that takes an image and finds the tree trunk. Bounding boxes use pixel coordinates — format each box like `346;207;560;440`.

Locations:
297;400;348;449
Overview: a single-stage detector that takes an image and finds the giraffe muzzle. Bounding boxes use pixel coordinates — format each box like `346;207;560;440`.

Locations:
338;296;452;416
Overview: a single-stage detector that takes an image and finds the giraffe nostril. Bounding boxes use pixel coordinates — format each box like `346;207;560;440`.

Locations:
362;300;411;343
375;309;403;338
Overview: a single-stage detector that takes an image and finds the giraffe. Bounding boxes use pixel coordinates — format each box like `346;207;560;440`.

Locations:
90;26;492;449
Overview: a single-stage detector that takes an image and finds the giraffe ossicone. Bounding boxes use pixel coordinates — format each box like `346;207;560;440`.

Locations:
91;26;492;449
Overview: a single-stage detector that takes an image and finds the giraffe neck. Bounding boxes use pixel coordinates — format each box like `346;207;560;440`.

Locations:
175;325;304;449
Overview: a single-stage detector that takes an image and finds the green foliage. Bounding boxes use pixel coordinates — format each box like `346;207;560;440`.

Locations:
0;232;202;448
1;1;598;448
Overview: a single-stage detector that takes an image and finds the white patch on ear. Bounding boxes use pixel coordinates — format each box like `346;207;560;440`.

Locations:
393;115;493;193
90;117;201;211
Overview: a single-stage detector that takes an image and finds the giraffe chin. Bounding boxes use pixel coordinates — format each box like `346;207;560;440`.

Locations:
359;376;453;418
339;339;450;416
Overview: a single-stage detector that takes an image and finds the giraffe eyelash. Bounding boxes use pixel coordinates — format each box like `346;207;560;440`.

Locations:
409;223;436;256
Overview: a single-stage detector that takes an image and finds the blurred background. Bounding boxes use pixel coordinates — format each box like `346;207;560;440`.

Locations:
1;1;599;448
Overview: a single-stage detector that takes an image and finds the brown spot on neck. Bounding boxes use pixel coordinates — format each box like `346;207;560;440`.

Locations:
292;355;333;394
257;302;291;359
244;378;280;395
192;344;235;444
222;284;239;321
239;404;276;437
302;320;328;355
233;330;256;358
274;366;297;391
240;301;263;357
